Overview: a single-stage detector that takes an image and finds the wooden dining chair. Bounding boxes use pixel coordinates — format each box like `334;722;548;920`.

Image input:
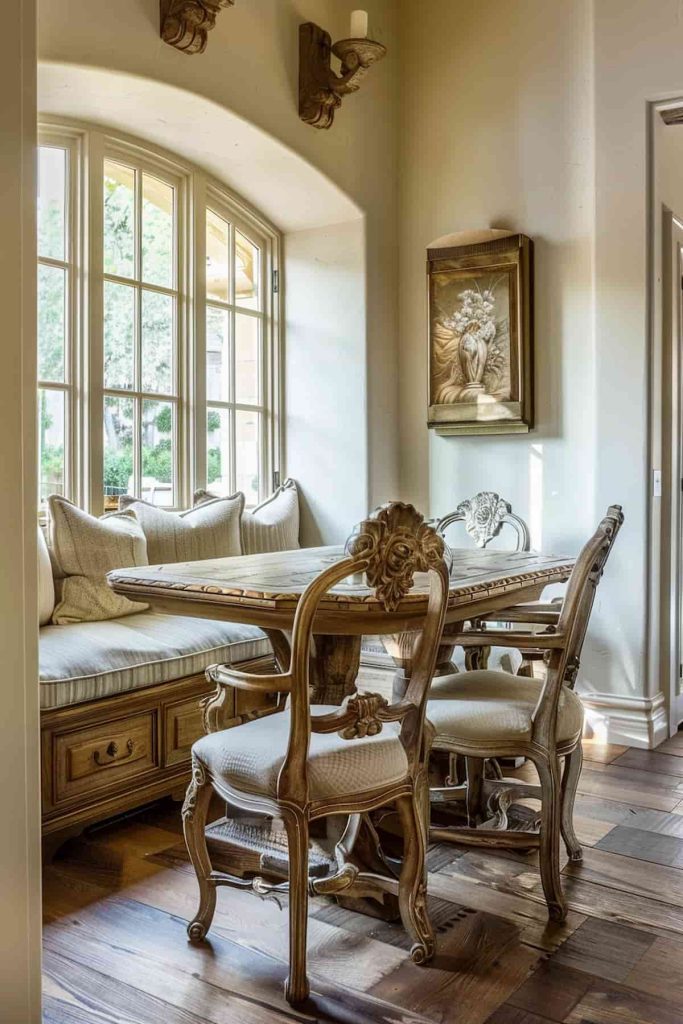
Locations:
425;505;623;922
182;502;450;1005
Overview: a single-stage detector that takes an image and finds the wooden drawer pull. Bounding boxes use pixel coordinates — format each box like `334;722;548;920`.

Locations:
93;738;135;767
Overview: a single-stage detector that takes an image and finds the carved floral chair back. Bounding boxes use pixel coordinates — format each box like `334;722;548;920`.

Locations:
437;491;530;552
182;502;451;1005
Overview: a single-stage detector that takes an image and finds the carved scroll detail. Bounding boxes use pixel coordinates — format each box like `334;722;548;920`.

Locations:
160;0;234;55
337;692;388;739
455;491;511;548
345;502;445;612
182;757;207;821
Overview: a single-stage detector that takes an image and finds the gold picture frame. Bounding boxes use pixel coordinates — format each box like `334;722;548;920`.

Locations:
427;230;533;435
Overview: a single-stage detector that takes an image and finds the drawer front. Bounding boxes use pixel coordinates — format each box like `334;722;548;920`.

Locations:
164;691;219;767
54;712;158;804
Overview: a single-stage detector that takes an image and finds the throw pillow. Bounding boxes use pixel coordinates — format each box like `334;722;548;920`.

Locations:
194;478;300;554
37;526;55;626
119;492;244;564
48;495;149;624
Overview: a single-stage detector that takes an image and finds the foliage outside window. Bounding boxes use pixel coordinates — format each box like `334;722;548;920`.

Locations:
37;125;280;515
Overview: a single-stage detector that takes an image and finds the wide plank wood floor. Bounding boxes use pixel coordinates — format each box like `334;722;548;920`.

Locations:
42;731;683;1024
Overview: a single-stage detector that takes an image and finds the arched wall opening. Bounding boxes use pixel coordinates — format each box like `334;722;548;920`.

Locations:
39;62;368;543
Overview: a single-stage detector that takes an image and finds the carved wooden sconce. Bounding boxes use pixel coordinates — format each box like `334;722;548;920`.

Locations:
299;21;387;130
160;0;234;55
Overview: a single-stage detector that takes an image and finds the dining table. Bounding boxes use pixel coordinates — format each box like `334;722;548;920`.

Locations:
109;543;575;917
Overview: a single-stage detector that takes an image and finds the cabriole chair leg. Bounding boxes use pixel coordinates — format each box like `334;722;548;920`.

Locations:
282;808;311;1005
561;744;583;862
534;754;567;922
395;793;435;964
183;759;216;943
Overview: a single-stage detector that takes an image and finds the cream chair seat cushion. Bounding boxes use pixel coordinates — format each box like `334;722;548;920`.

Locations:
193;708;408;802
39;611;271;710
427;670;583;745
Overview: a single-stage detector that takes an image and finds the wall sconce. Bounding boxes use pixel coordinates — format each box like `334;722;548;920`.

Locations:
160;0;234;55
299;11;387;130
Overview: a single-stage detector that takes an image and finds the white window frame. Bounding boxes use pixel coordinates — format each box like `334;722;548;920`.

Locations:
37;119;282;515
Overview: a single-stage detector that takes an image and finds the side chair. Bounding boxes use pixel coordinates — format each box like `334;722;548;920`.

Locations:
181;502;450;1005
426;505;624;922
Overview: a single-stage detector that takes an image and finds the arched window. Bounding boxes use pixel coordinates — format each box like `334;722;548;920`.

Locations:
37;122;281;514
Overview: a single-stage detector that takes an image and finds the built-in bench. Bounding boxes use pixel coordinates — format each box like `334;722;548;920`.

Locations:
39;481;300;855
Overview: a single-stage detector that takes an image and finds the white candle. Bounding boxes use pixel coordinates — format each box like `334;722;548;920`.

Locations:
350;9;368;38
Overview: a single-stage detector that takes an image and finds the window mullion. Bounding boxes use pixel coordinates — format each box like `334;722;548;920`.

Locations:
87;130;105;515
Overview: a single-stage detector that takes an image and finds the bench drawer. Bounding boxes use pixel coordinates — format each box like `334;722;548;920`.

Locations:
53;712;158;804
164;692;218;767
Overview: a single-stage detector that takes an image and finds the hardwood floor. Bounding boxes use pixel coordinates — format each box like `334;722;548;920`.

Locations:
42;732;683;1024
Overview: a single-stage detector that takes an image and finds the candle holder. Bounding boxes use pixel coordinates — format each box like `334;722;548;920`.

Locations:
299;22;387;130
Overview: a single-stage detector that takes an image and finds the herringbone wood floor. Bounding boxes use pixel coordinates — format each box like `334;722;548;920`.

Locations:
42;727;683;1024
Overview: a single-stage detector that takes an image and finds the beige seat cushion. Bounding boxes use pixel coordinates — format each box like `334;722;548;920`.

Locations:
193;707;408;801
39;611;271;709
120;493;243;564
427;670;583;745
48;495;149;624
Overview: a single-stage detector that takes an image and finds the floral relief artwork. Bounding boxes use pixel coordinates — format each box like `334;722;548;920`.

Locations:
427;230;533;435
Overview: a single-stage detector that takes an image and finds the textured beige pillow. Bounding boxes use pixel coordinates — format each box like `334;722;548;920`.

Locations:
48;496;149;624
194;478;300;554
119;493;244;564
37;526;55;626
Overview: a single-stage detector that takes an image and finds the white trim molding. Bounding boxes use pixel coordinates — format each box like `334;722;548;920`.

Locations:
579;689;668;749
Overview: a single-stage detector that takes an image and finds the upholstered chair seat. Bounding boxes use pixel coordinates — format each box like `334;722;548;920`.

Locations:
193;706;409;801
428;671;583;745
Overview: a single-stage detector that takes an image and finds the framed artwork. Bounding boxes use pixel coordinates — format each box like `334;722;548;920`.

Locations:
427;230;533;435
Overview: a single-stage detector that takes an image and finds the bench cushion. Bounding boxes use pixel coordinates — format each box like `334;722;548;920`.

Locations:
39;612;271;710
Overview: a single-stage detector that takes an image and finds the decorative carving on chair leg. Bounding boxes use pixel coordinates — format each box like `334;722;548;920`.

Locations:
281;807;311;1005
183;757;217;942
534;755;567;922
160;0;233;55
395;791;435;964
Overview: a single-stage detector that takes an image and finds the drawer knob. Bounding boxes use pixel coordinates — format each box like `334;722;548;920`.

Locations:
93;738;135;767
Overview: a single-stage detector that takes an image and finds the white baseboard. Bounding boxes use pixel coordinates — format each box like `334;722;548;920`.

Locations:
579;689;668;750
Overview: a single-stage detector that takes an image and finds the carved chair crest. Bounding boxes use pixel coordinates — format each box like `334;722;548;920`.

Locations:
346;502;446;612
438;491;530;550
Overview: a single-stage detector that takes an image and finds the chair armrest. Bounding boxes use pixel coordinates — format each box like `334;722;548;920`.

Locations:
206;663;292;693
446;630;566;651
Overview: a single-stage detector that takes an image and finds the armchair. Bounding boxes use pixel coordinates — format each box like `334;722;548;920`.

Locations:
426;505;624;922
182;502;450;1005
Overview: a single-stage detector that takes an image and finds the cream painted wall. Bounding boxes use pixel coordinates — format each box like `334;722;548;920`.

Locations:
0;0;42;1017
38;0;400;515
286;221;368;544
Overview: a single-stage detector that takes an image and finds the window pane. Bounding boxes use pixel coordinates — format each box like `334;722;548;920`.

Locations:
236;409;259;506
38;264;66;383
206;209;230;302
235;230;260;310
38;388;65;507
207;407;231;496
142;290;173;394
206;305;230;402
104;281;135;390
104;160;135;279
142;399;174;507
142;174;174;288
104;394;134;509
38;147;66;262
235;313;259;405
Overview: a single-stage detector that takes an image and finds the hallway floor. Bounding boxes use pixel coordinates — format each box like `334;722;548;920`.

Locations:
42;733;683;1024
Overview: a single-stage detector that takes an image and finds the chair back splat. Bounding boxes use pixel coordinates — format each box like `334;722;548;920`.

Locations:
438;491;530;551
